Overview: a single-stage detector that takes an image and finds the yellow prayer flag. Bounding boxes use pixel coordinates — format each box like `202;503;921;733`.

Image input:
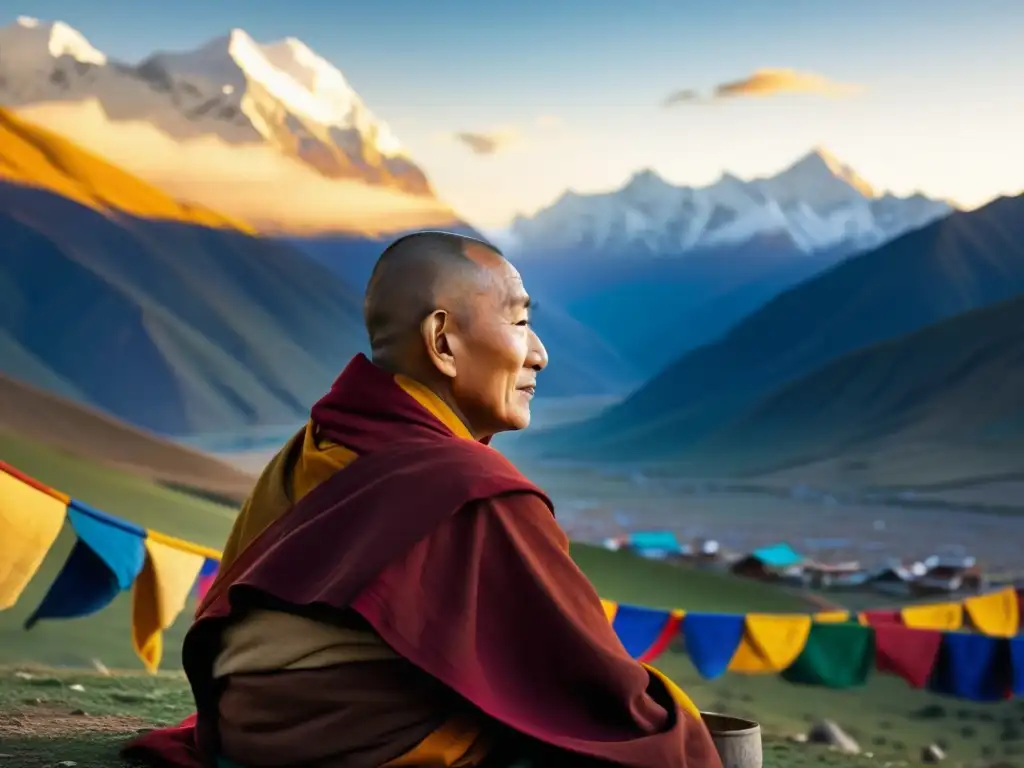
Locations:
901;601;963;631
132;532;206;673
0;470;68;610
964;588;1020;638
813;611;851;623
728;614;813;674
601;599;619;623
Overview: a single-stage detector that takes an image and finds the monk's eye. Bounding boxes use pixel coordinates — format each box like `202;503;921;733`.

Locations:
516;318;531;327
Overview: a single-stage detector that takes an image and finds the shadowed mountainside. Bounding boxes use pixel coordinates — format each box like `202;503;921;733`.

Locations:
695;290;1024;474
531;194;1024;462
0;108;368;436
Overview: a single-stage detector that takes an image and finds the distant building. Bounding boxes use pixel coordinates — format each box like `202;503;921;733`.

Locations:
800;561;868;589
731;542;805;582
913;554;986;595
625;530;686;561
865;562;920;596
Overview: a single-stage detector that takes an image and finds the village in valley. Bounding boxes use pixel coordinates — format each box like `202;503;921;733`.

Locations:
600;531;991;601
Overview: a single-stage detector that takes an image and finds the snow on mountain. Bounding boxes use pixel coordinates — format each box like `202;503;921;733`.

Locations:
0;17;454;233
509;148;954;256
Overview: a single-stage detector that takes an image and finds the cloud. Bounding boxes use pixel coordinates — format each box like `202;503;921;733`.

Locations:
664;68;862;107
452;128;520;156
15;99;460;236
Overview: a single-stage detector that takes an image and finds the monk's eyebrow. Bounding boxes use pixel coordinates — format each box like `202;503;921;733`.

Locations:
505;293;532;311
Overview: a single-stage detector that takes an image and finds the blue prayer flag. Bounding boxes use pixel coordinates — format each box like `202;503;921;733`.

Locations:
681;613;746;680
25;500;146;628
612;605;673;658
929;632;1011;702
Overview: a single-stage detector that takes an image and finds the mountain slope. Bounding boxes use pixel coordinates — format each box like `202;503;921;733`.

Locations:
0;107;244;227
0;17;462;235
531;194;1024;460
0;372;255;501
0;107;367;436
507;150;952;371
696;291;1024;474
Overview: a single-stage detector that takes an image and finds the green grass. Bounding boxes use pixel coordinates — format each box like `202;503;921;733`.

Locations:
0;668;880;768
3;431;1024;766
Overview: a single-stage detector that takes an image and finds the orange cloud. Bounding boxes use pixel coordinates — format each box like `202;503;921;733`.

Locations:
664;68;862;107
14;99;460;236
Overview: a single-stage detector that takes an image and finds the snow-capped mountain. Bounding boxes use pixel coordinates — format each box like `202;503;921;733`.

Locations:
509;148;953;255
0;17;455;233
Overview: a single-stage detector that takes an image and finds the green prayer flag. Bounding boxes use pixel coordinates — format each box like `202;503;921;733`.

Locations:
782;621;875;689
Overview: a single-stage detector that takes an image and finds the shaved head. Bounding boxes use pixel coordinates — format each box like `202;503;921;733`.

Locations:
363;230;547;439
364;231;502;362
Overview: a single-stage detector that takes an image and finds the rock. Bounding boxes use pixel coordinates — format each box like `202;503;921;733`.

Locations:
921;743;946;763
68;684;85;692
57;763;77;767
69;708;87;716
787;733;808;743
806;720;860;754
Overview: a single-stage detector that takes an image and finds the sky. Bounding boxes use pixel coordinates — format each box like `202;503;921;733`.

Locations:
14;0;1024;228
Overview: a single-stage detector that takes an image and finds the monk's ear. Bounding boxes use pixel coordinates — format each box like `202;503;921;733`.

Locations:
421;309;457;378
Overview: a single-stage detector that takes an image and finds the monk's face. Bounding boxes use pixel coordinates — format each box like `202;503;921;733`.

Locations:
444;247;548;437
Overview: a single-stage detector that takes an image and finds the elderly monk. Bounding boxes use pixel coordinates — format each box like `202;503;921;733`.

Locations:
124;232;721;768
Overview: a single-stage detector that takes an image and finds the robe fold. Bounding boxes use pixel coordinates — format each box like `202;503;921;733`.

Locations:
123;354;719;768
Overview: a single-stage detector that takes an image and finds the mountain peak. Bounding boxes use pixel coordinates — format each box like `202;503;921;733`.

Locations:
1;16;106;67
511;147;951;256
784;146;876;198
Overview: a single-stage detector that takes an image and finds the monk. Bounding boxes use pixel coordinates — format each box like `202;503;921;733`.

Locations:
123;232;722;768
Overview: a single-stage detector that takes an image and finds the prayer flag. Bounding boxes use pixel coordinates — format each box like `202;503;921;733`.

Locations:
132;531;207;673
26;500;145;627
901;602;963;631
681;613;745;680
194;557;220;604
964;588;1020;638
612;605;675;659
728;614;812;674
929;633;1012;702
0;467;68;609
782;621;874;688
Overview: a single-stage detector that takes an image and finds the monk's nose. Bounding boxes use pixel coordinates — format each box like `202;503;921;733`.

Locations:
527;328;548;371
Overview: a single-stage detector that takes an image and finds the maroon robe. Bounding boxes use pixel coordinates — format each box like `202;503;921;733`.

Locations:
123;355;720;767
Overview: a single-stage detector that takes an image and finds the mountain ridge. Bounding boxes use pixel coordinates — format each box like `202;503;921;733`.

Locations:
508;148;952;257
529;193;1024;461
0;16;464;235
0;108;371;436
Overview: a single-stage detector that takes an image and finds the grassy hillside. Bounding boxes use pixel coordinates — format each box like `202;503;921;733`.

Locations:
0;373;255;502
533;194;1024;463
0;109;371;437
